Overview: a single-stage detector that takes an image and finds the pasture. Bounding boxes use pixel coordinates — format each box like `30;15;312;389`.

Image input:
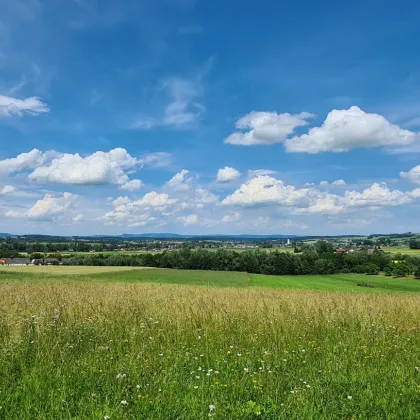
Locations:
0;267;419;419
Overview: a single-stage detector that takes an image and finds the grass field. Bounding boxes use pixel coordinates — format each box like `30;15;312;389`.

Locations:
383;247;420;255
0;268;420;419
2;266;420;293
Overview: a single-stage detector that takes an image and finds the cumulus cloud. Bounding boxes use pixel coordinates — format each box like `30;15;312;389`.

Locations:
72;214;85;223
177;213;199;226
400;166;420;185
120;179;143;191
5;193;77;221
111;196;131;207
299;183;414;214
319;179;346;188
0;95;49;117
166;169;193;191
224;111;314;145
28;148;138;186
0;149;50;174
285;106;418;153
221;175;312;207
221;212;240;223
222;175;420;217
133;78;203;129
216;166;241;183
0;185;16;196
101;192;178;226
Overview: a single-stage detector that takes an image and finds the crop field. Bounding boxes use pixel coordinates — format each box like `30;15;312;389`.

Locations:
0;268;420;419
383;247;420;255
2;266;420;293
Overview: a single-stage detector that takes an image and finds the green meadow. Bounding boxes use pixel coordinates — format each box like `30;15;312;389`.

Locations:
0;267;419;419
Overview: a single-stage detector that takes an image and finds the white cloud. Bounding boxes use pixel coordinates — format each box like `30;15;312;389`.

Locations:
400;166;420;185
177;213;199;226
72;214;85;223
120;179;143;191
216;166;241;183
0;185;16;196
221;175;312;207
5;192;77;221
221;212;240;223
101;192;178;226
133;78;203;129
224;111;314;145
222;175;420;216
28;148;138;186
138;152;172;168
0;149;50;174
320;179;346;188
111;196;131;207
194;188;218;204
300;183;414;214
166;169;193;191
0;95;49;117
285;106;419;153
248;169;277;178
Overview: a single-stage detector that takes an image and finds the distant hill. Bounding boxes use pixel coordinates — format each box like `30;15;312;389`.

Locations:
0;233;13;237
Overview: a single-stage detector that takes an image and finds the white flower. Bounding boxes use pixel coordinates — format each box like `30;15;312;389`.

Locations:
209;404;216;411
104;416;110;420
194;386;199;389
347;395;353;400
244;367;249;372
120;400;128;405
196;376;200;379
136;384;140;389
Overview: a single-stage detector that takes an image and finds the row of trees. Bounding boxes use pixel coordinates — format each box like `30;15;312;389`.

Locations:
64;244;420;277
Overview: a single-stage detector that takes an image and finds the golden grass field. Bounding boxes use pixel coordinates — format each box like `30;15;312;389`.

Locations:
0;275;420;419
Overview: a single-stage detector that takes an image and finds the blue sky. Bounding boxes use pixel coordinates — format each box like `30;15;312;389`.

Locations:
1;0;420;235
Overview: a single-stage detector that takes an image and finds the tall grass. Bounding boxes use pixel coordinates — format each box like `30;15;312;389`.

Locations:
0;282;419;419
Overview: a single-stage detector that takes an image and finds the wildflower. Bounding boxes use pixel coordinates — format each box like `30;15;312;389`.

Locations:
104;416;110;420
237;353;242;357
136;384;140;389
194;386;199;389
244;367;249;372
120;400;128;405
209;404;216;411
347;396;353;400
214;371;219;374
116;373;126;380
196;376;200;379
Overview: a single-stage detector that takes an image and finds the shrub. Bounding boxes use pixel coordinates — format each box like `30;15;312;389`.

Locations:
365;264;380;275
384;266;393;276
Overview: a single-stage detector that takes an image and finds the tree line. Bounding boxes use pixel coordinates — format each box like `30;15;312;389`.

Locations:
64;242;420;278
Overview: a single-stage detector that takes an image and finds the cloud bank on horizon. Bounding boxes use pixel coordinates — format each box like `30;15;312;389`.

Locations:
1;0;420;235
